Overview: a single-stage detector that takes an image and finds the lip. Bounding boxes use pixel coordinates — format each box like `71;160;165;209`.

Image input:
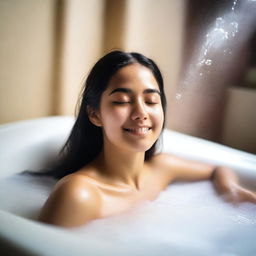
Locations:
123;126;152;136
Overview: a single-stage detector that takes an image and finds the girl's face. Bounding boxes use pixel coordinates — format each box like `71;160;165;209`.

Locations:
93;63;164;153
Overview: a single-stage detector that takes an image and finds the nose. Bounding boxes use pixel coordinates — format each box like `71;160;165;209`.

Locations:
131;100;148;121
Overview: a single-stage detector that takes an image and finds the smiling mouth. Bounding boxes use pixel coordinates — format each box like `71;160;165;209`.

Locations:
123;127;151;135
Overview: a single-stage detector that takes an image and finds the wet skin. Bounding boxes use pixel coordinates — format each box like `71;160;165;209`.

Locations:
39;64;256;227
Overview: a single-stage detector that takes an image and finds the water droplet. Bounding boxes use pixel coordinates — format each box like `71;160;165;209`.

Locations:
175;93;182;100
215;17;224;28
230;22;238;37
231;0;238;11
199;59;205;66
205;59;212;65
199;72;203;76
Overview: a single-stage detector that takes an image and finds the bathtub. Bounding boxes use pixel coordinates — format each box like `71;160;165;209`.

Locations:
0;116;255;256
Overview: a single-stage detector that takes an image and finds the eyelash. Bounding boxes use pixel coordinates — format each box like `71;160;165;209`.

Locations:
112;101;130;105
112;101;158;105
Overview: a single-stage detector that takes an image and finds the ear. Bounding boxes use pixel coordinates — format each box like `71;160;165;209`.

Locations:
87;106;102;127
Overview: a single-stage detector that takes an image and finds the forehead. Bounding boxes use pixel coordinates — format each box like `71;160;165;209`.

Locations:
106;63;159;91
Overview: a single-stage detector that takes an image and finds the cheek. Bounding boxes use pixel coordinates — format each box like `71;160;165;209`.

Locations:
100;105;129;128
150;106;164;128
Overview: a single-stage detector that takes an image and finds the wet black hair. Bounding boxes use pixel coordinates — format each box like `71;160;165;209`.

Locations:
45;50;166;179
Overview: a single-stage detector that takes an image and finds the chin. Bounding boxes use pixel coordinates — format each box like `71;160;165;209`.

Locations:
125;140;157;153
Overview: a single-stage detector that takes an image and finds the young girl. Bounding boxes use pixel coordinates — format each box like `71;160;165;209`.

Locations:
39;50;256;227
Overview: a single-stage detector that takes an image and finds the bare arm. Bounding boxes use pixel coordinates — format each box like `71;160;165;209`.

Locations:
153;153;256;204
38;175;102;227
211;166;256;204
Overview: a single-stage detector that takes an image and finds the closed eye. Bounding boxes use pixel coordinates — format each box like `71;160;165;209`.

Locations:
146;102;158;105
113;101;159;105
112;101;130;105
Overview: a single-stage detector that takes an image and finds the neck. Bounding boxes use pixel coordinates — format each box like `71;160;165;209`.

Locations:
97;143;145;191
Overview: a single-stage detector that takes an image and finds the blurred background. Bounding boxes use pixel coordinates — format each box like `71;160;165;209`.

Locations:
0;0;255;153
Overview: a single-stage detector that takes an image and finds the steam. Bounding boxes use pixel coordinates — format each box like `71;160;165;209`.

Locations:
176;0;256;100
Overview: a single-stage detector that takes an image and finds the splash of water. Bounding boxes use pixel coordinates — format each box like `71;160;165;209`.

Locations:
176;0;256;100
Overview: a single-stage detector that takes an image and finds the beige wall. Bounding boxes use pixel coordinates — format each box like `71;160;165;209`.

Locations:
221;87;256;153
0;0;55;123
55;0;105;115
0;0;105;122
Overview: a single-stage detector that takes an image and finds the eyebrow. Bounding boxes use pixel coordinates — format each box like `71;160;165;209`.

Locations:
109;88;161;96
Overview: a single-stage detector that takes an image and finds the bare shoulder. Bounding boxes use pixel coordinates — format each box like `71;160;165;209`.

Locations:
39;173;102;227
148;153;178;183
151;153;196;168
150;153;180;170
149;153;214;182
150;152;175;164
